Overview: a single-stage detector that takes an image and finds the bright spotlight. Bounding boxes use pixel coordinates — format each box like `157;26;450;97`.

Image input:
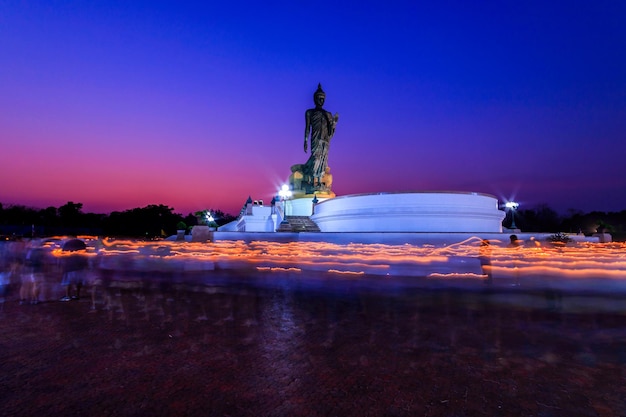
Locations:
278;184;292;200
504;201;519;229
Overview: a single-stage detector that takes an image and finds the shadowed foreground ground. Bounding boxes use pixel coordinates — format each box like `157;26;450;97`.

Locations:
1;274;625;416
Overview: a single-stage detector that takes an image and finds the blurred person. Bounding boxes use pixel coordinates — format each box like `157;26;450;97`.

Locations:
60;243;88;301
0;241;11;309
0;276;7;311
508;234;522;286
87;239;105;311
479;239;493;284
21;240;46;304
6;238;26;292
0;251;12;311
508;234;522;247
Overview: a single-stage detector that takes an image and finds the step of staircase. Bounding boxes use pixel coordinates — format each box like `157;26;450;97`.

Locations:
276;216;321;232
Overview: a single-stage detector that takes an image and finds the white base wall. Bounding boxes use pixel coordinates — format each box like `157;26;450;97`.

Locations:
237;206;276;232
311;192;505;233
285;196;331;216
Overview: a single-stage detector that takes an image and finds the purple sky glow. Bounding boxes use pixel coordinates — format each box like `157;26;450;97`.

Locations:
1;1;625;216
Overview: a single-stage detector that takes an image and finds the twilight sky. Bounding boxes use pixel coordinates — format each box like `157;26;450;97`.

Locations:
1;1;625;216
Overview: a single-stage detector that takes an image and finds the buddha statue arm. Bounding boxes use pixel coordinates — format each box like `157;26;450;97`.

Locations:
326;112;339;139
304;110;311;153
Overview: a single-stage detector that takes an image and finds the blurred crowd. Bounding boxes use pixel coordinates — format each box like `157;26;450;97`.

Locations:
0;237;262;329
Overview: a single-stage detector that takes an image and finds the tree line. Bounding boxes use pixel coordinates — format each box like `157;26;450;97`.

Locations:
2;201;625;241
0;201;236;239
504;204;626;241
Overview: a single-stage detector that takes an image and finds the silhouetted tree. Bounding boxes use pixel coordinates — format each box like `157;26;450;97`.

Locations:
184;213;197;228
210;209;237;226
534;204;560;232
58;201;84;228
514;204;560;232
39;206;60;228
1;201;242;237
560;209;585;234
102;204;184;238
1;205;38;226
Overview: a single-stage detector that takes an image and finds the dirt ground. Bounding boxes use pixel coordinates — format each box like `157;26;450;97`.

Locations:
1;275;626;417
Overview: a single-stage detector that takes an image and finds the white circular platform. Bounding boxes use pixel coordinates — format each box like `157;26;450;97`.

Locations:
311;191;506;233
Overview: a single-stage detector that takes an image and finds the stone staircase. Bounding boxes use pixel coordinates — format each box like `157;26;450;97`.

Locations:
276;216;321;232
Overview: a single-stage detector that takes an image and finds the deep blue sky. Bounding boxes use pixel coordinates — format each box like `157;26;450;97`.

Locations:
1;1;625;215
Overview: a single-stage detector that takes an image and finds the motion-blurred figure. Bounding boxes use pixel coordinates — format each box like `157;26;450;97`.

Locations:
21;240;45;304
479;239;493;284
508;234;522;247
508;234;522;286
60;239;88;301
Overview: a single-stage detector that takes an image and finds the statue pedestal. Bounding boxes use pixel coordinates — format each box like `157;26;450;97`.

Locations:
191;225;213;242
292;190;335;200
286;192;335;216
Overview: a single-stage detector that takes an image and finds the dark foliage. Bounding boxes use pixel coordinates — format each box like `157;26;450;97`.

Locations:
102;204;184;238
509;204;561;232
0;201;237;238
505;205;626;241
2;201;625;240
547;232;573;244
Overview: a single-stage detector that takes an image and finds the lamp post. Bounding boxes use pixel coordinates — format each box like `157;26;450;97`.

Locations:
205;211;216;230
278;184;292;223
504;201;519;230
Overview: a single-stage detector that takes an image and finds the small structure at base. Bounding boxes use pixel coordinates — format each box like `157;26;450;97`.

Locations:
191;225;213;242
592;232;612;243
